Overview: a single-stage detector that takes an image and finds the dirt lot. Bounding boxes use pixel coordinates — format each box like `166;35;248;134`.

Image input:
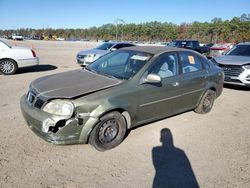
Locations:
0;39;250;188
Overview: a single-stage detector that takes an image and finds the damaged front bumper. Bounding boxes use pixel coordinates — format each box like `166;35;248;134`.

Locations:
20;95;98;145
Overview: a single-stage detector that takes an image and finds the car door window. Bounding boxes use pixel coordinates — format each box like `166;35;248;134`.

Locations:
179;52;202;73
123;44;134;48
148;53;178;78
113;44;124;49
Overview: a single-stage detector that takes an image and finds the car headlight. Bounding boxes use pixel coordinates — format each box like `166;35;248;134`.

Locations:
86;54;96;58
244;65;250;69
42;100;74;117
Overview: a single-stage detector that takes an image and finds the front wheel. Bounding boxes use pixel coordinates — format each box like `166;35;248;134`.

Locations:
194;89;216;114
89;111;127;151
0;59;18;75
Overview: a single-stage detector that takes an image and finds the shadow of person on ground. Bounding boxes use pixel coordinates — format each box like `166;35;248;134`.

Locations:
152;128;199;188
17;64;57;74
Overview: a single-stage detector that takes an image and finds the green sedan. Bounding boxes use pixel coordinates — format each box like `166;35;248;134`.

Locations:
20;46;224;151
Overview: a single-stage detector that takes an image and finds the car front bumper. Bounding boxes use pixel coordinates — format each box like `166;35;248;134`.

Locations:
17;57;39;68
224;69;250;87
20;95;98;145
77;58;92;66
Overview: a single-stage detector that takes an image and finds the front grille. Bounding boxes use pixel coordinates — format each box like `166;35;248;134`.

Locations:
219;64;244;77
34;98;45;109
27;90;37;104
27;89;45;109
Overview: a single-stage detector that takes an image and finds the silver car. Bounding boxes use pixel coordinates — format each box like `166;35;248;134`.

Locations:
213;42;250;87
76;42;135;66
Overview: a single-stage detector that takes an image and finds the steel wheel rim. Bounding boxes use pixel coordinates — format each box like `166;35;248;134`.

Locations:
203;93;213;110
98;119;119;143
0;61;15;73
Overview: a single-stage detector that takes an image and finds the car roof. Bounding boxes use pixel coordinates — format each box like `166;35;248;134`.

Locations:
105;41;134;45
121;46;196;55
238;42;250;45
172;39;198;42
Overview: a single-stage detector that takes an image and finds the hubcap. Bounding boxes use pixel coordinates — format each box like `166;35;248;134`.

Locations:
203;94;213;110
0;61;15;73
98;119;119;143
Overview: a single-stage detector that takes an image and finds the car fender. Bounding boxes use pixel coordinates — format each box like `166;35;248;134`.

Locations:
195;81;218;108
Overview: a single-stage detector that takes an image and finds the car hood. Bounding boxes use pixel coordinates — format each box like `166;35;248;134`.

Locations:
11;46;31;50
77;49;108;56
31;69;121;100
215;55;250;65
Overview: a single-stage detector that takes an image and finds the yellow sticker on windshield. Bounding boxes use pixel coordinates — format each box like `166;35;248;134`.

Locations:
188;56;195;64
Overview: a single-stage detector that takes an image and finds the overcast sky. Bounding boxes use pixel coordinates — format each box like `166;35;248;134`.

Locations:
0;0;249;29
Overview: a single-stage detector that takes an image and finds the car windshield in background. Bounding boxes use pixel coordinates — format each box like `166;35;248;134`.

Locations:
88;50;152;80
226;45;250;56
168;41;178;47
96;43;114;50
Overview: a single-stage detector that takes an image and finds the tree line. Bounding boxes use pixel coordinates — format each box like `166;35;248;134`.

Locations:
1;13;249;43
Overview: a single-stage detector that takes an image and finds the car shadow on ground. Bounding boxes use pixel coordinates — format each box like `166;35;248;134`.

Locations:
224;84;250;91
17;65;57;74
152;128;199;188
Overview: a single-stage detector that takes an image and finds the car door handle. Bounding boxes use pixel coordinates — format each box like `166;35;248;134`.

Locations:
172;82;179;87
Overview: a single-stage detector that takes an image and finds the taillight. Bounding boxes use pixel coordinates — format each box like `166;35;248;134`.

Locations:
31;50;36;57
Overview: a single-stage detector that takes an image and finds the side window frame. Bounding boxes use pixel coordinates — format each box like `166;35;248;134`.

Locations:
146;52;179;79
177;51;204;74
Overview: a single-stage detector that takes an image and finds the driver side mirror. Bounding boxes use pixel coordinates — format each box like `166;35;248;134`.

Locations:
144;74;161;83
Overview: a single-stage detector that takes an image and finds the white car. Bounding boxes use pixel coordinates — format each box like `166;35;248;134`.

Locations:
76;42;135;66
0;40;39;75
213;42;250;87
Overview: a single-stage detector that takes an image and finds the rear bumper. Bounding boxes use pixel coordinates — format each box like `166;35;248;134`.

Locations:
20;95;97;145
17;57;39;68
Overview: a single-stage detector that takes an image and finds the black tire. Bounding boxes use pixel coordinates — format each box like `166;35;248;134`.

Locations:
89;111;127;151
194;89;216;114
0;59;18;75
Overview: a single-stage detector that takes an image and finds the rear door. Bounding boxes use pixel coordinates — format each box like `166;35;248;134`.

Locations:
175;51;208;111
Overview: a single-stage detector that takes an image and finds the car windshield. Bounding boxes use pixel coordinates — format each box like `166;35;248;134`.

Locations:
168;41;178;47
87;50;152;80
226;44;250;56
96;43;115;50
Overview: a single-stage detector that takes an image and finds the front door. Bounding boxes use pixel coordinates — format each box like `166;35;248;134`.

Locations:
137;52;181;124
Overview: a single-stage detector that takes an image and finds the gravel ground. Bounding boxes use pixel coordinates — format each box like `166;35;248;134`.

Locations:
0;39;250;188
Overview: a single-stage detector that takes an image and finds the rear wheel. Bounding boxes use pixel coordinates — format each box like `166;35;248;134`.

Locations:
89;111;127;151
0;59;18;75
195;89;215;114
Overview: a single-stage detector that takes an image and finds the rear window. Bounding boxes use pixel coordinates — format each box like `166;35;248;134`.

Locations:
179;52;202;73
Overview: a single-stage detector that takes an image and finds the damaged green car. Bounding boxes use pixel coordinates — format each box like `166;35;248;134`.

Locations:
20;46;224;151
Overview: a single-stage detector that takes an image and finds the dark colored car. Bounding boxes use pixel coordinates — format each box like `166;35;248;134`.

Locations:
20;46;224;151
169;40;209;54
212;42;250;87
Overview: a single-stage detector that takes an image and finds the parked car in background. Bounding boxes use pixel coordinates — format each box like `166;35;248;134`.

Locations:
76;42;135;66
208;43;234;58
168;40;209;54
0;40;39;75
212;42;250;87
21;46;223;151
11;35;24;41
